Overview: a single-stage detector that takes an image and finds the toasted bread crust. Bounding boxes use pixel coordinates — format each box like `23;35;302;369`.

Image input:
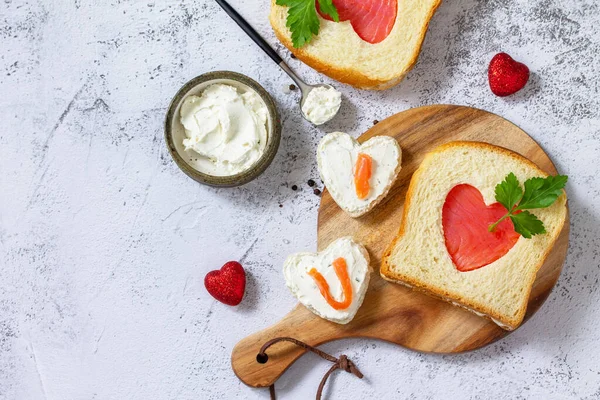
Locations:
380;141;568;330
270;0;443;90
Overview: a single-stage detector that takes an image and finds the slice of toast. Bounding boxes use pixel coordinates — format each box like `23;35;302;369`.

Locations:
270;0;442;90
381;142;568;330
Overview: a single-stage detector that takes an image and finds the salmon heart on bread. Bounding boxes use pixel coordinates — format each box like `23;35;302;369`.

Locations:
443;184;521;272
317;0;398;44
381;142;567;331
270;0;442;89
317;132;402;218
283;237;371;324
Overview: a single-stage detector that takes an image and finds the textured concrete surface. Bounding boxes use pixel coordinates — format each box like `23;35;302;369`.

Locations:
1;0;600;399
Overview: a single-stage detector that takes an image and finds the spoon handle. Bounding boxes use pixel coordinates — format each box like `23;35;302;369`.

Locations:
278;62;310;92
215;0;283;64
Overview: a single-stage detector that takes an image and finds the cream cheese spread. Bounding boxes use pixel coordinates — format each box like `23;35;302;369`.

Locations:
301;86;342;125
180;84;268;176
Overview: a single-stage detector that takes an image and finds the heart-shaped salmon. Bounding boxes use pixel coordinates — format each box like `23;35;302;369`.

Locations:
283;237;370;324
318;132;402;218
442;184;520;272
318;0;398;44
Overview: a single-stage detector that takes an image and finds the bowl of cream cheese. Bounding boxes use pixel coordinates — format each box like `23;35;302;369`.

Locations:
165;71;281;187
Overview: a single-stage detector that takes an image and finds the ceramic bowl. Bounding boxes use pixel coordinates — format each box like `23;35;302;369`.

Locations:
164;71;281;187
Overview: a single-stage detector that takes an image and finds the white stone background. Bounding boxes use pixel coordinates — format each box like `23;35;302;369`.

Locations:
2;0;600;399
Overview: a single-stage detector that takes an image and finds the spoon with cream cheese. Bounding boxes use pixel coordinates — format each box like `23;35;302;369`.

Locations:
279;63;342;125
215;0;342;125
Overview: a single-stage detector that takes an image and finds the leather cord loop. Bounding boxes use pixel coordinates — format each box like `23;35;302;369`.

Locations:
257;337;363;400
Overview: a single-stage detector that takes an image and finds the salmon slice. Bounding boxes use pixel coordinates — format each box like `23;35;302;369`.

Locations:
308;257;353;310
354;153;372;200
317;0;398;44
442;184;520;272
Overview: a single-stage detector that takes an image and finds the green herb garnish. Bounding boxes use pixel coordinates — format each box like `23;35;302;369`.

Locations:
276;0;339;48
489;173;568;238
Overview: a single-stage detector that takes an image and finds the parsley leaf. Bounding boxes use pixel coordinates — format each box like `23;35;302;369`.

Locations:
489;173;567;238
518;175;568;209
510;211;546;239
494;172;523;212
317;0;339;22
277;0;339;48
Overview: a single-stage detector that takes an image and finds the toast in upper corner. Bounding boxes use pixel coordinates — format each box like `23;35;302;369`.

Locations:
380;141;568;330
270;0;442;90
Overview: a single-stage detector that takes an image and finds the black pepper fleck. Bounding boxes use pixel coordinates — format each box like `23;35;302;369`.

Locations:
291;185;298;191
290;53;297;59
289;84;297;91
314;189;321;196
307;179;315;187
373;120;379;125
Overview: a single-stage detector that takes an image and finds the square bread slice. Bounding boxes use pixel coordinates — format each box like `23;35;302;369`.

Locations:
380;142;568;330
270;0;442;90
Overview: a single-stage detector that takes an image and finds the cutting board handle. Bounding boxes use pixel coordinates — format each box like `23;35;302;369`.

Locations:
231;304;349;388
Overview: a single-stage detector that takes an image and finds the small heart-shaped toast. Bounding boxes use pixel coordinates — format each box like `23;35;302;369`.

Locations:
318;132;402;218
283;237;371;324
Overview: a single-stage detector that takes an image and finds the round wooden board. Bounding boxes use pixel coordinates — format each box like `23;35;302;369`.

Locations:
231;105;569;388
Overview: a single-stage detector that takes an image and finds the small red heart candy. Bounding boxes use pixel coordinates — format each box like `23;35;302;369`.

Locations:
488;52;530;97
204;261;246;306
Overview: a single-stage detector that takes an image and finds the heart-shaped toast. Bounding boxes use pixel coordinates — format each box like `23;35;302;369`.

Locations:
318;0;398;44
283;237;371;324
318;132;402;218
442;184;520;272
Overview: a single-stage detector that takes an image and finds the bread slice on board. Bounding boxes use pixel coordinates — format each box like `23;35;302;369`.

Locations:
380;142;568;330
270;0;442;90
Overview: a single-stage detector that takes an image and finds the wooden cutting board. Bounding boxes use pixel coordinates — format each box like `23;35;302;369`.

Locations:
231;105;570;388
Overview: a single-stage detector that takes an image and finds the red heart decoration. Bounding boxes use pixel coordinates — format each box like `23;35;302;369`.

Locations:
488;52;530;97
442;184;520;272
318;0;398;44
204;261;246;306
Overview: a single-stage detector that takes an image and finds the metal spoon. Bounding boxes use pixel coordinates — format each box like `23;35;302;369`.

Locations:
215;0;340;124
278;62;338;124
